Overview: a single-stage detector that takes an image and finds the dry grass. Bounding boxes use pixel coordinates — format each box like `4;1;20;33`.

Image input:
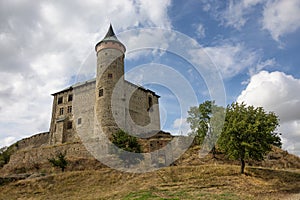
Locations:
1;145;300;199
0;165;299;200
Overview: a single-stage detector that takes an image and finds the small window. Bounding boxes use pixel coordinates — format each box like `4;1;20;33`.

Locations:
77;118;82;125
108;73;113;79
67;121;72;129
148;96;153;112
67;106;72;113
68;94;73;102
148;96;153;107
99;89;103;97
59;107;64;115
58;97;63;104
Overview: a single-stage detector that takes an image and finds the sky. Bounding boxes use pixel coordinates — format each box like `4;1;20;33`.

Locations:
0;0;300;156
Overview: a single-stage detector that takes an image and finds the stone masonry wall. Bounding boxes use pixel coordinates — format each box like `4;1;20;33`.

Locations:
17;132;50;150
125;81;160;135
3;142;98;173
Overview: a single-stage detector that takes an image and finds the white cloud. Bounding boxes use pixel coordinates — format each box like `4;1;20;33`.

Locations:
0;137;16;148
164;118;191;136
202;43;258;79
220;0;265;29
262;0;300;41
0;0;172;148
237;71;300;155
195;23;206;38
210;0;300;42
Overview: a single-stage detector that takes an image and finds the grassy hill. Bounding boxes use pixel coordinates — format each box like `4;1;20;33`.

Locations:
1;144;300;200
0;165;300;200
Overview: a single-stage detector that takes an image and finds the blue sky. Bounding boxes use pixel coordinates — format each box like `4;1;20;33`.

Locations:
0;0;300;156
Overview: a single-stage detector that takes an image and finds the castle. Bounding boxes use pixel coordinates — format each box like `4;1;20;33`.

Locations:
49;24;161;145
2;25;174;173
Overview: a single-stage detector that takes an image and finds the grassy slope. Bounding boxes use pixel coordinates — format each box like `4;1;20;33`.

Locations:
0;165;300;200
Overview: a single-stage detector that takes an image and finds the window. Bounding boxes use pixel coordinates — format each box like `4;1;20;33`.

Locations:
148;97;153;107
67;106;72;113
59;107;64;115
148;96;153;112
99;89;103;97
108;73;113;79
58;97;63;104
77;118;82;125
68;94;73;102
67;121;72;129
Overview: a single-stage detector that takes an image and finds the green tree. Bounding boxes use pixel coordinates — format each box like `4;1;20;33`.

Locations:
48;151;68;172
187;101;225;157
111;130;143;167
218;102;281;174
187;100;212;145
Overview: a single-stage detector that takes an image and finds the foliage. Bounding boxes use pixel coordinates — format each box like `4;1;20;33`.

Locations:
111;130;143;167
48;151;68;172
218;102;282;174
0;143;18;168
187;100;212;144
187;101;225;156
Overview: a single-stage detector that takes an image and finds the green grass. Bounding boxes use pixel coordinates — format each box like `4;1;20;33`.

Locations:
124;190;241;200
123;190;184;200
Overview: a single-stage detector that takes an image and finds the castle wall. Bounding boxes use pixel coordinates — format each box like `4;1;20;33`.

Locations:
125;82;161;135
48;77;161;146
72;81;97;143
49;88;76;145
3;142;98;173
17;132;50;150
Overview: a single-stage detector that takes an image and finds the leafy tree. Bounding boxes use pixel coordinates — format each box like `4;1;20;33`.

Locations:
218;102;281;174
187;100;212;145
111;130;143;167
187;101;225;157
48;151;68;172
205;104;226;157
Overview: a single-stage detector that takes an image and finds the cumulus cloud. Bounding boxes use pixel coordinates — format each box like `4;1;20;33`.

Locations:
262;0;300;41
237;71;300;155
0;0;172;147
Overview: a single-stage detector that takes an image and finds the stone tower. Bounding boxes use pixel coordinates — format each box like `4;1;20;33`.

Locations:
94;24;126;136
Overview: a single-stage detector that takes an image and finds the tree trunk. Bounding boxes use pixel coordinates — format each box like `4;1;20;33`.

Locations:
240;158;245;174
211;146;216;159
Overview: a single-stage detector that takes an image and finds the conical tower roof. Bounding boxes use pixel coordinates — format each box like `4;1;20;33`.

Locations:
95;24;126;52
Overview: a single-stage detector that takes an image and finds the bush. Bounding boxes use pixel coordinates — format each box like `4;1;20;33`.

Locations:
48;151;68;172
111;130;143;167
0;144;17;168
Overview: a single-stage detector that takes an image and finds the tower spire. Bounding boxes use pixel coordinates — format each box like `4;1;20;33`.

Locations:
104;23;116;38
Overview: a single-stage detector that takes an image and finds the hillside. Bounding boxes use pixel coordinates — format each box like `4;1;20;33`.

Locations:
0;165;300;200
1;145;300;199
